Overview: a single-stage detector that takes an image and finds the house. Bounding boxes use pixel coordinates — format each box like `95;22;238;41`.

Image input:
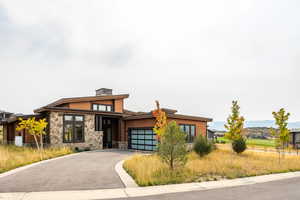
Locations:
0;110;13;144
290;129;300;149
1;88;212;151
0;110;13;122
207;129;216;140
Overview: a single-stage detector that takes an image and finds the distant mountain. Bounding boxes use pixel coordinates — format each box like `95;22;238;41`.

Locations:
209;120;300;131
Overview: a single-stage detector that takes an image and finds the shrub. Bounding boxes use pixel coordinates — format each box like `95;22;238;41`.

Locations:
158;121;188;170
193;135;213;157
232;137;247;154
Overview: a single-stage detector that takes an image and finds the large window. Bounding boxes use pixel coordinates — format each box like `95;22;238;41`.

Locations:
63;115;84;143
92;104;113;112
179;124;196;143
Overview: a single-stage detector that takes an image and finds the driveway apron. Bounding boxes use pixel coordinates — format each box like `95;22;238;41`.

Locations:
0;150;132;192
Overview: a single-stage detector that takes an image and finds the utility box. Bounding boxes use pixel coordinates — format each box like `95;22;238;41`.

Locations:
15;136;23;147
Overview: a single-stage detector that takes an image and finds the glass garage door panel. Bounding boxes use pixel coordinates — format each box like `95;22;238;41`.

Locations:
129;128;157;151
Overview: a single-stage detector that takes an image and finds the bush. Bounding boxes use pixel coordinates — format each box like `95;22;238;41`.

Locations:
232;137;247;154
193;135;214;157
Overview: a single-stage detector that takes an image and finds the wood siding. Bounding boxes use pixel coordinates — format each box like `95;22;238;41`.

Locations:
124;118;208;142
67;99;124;113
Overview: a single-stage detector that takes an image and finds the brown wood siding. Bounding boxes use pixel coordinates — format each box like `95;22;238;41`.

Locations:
92;100;113;105
124;118;208;142
168;118;207;137
114;99;123;113
69;102;91;110
67;99;123;113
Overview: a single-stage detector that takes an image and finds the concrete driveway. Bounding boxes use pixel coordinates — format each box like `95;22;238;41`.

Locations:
0;150;132;192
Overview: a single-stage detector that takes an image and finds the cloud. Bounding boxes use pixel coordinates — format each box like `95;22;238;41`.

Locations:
0;0;299;122
0;6;68;66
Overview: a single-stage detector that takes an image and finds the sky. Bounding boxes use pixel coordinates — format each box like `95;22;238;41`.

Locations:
0;0;299;122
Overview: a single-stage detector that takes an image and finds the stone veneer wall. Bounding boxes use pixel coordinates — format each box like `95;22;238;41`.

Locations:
118;141;128;150
49;112;103;150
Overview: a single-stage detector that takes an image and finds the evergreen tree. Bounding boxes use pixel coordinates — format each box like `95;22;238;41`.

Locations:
158;121;188;170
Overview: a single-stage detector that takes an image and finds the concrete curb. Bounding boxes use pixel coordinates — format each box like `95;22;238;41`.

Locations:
0;152;82;179
115;160;138;188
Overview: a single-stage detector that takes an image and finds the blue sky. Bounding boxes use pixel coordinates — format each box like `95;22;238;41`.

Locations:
0;0;299;122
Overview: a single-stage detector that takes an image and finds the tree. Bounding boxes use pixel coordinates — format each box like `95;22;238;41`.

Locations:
270;108;290;162
224;101;246;153
193;134;214;157
152;100;167;140
232;137;247;154
224;101;245;141
158;121;188;170
16;117;48;152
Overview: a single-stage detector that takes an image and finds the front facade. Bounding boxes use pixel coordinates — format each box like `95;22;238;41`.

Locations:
1;89;212;150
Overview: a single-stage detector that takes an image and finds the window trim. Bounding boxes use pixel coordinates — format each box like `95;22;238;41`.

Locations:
179;124;196;143
91;103;114;112
63;114;85;143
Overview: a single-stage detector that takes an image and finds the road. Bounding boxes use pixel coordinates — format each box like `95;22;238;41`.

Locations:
104;177;300;200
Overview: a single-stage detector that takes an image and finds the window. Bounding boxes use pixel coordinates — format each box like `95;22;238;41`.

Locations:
95;115;102;131
92;104;113;112
179;124;196;143
63;115;84;143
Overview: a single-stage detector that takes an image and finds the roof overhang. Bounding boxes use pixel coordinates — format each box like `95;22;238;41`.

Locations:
42;94;129;108
34;107;125;117
124;113;213;122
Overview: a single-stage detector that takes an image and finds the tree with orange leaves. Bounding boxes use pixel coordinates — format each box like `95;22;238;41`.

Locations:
152;100;167;140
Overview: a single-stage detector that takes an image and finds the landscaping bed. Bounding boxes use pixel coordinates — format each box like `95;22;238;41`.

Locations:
123;149;300;186
0;145;73;173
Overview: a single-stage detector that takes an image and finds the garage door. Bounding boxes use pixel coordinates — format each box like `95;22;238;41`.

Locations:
128;128;157;151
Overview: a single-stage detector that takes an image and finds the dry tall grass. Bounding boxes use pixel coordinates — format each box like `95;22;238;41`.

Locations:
0;145;73;173
123;150;300;186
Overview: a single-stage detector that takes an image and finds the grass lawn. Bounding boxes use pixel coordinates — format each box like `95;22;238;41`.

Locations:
217;137;275;147
0;145;73;173
123;150;300;186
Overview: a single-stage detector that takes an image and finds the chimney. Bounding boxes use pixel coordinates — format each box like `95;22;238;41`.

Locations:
96;88;113;96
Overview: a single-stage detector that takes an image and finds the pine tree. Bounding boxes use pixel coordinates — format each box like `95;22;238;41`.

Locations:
158;121;188;170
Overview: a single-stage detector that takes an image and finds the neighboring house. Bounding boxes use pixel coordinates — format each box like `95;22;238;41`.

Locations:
0;110;13;122
0;110;13;144
290;129;300;149
207;129;215;140
1;88;212;151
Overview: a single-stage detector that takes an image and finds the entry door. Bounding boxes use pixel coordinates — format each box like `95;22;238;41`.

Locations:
103;119;113;148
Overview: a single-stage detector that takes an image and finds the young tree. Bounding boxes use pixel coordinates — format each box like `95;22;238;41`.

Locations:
152;100;167;140
158;121;188;170
270;108;290;162
16;117;48;152
224;101;246;153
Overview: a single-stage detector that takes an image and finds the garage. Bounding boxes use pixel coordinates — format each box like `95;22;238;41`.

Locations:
128;128;157;151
